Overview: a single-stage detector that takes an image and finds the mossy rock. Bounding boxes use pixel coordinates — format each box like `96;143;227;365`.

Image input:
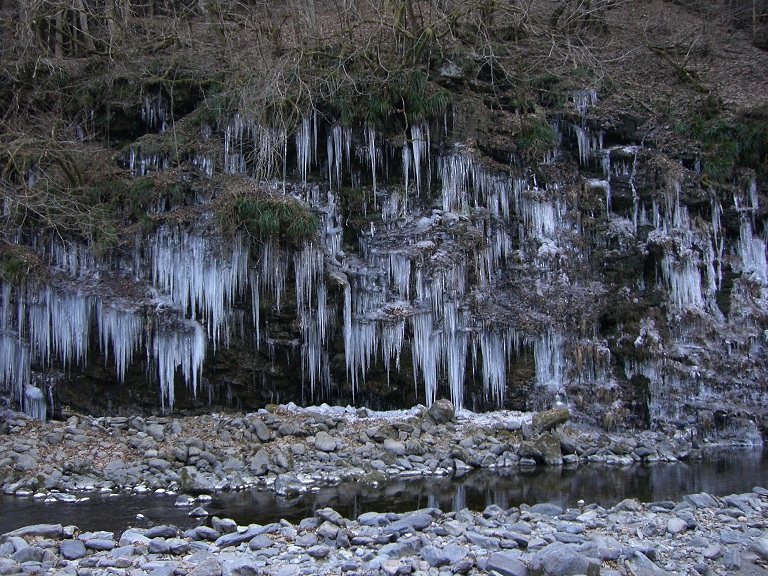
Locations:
532;407;570;433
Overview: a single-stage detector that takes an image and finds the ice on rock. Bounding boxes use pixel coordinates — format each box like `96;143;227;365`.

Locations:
142;93;169;132
573;89;598;117
737;218;768;286
23;384;46;421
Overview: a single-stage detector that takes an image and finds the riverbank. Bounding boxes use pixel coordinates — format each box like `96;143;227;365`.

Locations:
0;401;759;498
2;486;768;575
1;402;767;574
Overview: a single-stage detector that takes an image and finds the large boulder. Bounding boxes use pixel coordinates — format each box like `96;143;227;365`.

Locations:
534;433;563;466
427;399;455;425
532;408;570;433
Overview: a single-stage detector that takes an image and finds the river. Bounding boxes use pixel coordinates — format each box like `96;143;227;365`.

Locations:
1;447;765;535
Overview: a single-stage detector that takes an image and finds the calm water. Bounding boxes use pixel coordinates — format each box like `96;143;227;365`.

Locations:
1;447;765;535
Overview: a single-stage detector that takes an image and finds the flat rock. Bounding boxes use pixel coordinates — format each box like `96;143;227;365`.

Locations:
3;524;63;539
215;525;269;548
530;503;564;517
532;408;570;433
684;493;720;509
487;551;530;576
145;525;179;539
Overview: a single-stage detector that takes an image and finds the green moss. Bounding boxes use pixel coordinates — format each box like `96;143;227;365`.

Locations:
516;118;559;162
236;195;319;245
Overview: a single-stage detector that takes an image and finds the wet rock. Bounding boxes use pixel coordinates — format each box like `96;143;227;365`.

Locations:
532;408;570;434
274;473;306;496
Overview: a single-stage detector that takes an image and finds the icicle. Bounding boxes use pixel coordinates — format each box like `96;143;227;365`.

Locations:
443;301;468;411
153;318;207;412
23;385;46;421
0;332;30;404
142;93;168;132
367;126;378;195
438;147;472;212
149;227;249;349
411;312;438;406
661;251;705;311
411;124;428;195
97;302;143;383
573;89;598;118
534;328;564;390
737;218;768;286
478;328;517;405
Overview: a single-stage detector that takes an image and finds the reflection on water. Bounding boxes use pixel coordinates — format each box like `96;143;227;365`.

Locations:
1;448;765;535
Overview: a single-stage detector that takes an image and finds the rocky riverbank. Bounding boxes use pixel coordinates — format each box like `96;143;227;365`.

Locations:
1;401;767;575
1;400;748;498
2;487;768;575
0;400;761;499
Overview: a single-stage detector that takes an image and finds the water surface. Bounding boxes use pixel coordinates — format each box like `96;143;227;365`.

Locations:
1;447;764;535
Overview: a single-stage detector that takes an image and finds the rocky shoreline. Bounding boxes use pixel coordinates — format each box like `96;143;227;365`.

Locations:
2;485;768;575
1;401;767;575
1;401;746;499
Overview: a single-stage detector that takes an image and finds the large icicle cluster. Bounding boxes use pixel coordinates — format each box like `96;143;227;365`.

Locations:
3;92;767;427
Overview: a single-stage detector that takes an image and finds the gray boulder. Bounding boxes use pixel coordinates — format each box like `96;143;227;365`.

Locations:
535;433;563;466
60;539;87;560
314;431;337;452
487;552;530;576
529;542;600;576
427;399;455;424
